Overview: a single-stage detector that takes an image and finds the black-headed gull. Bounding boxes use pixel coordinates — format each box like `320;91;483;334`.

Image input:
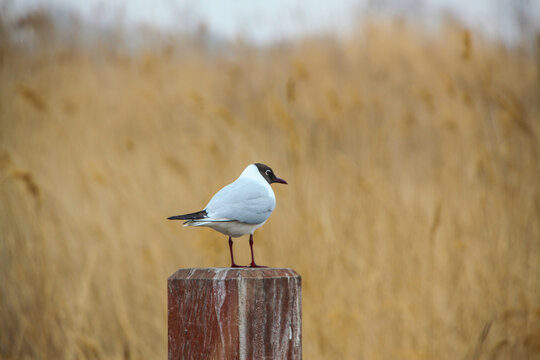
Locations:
168;163;287;267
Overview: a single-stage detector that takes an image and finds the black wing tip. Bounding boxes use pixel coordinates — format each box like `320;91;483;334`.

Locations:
167;210;207;221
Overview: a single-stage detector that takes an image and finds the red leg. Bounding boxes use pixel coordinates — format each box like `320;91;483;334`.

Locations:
249;234;267;268
229;237;247;268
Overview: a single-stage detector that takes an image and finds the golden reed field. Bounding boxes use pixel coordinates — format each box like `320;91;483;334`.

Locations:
1;14;539;360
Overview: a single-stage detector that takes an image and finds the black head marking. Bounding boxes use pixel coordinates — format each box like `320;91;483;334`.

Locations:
254;163;287;185
255;163;273;183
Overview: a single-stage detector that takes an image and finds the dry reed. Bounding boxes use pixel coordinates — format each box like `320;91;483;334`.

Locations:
1;15;539;360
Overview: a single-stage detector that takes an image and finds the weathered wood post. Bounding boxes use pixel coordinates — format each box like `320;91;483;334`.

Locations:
168;268;302;360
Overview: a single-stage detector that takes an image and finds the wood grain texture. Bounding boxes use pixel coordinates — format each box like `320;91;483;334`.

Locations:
168;268;302;360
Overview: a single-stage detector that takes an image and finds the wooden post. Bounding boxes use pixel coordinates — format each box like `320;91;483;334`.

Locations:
168;268;302;360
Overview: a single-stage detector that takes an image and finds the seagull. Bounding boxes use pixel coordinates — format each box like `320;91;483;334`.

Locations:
168;163;287;268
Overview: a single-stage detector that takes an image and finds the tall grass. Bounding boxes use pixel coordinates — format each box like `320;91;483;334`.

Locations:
1;15;539;359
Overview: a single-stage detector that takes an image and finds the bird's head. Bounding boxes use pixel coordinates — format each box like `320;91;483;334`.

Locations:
254;163;287;185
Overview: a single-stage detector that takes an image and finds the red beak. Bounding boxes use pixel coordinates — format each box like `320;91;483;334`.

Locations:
274;177;287;184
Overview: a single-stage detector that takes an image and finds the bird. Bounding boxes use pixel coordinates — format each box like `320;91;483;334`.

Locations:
168;163;287;268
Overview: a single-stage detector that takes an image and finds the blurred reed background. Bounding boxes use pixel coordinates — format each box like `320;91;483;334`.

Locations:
1;4;539;360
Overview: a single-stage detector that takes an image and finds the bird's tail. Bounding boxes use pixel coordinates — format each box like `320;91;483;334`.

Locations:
167;210;207;224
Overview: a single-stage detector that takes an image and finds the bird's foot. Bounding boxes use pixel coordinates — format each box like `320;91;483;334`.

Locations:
249;263;268;268
231;263;249;268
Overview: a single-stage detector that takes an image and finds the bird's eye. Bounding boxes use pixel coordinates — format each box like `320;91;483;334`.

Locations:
265;170;271;175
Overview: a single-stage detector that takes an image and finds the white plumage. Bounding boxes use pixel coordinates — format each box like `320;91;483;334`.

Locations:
188;165;276;237
168;163;287;267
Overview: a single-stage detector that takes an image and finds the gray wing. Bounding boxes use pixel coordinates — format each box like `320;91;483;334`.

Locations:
205;178;275;224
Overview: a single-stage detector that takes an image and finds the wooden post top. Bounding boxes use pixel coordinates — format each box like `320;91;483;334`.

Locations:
168;267;302;359
169;268;300;281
